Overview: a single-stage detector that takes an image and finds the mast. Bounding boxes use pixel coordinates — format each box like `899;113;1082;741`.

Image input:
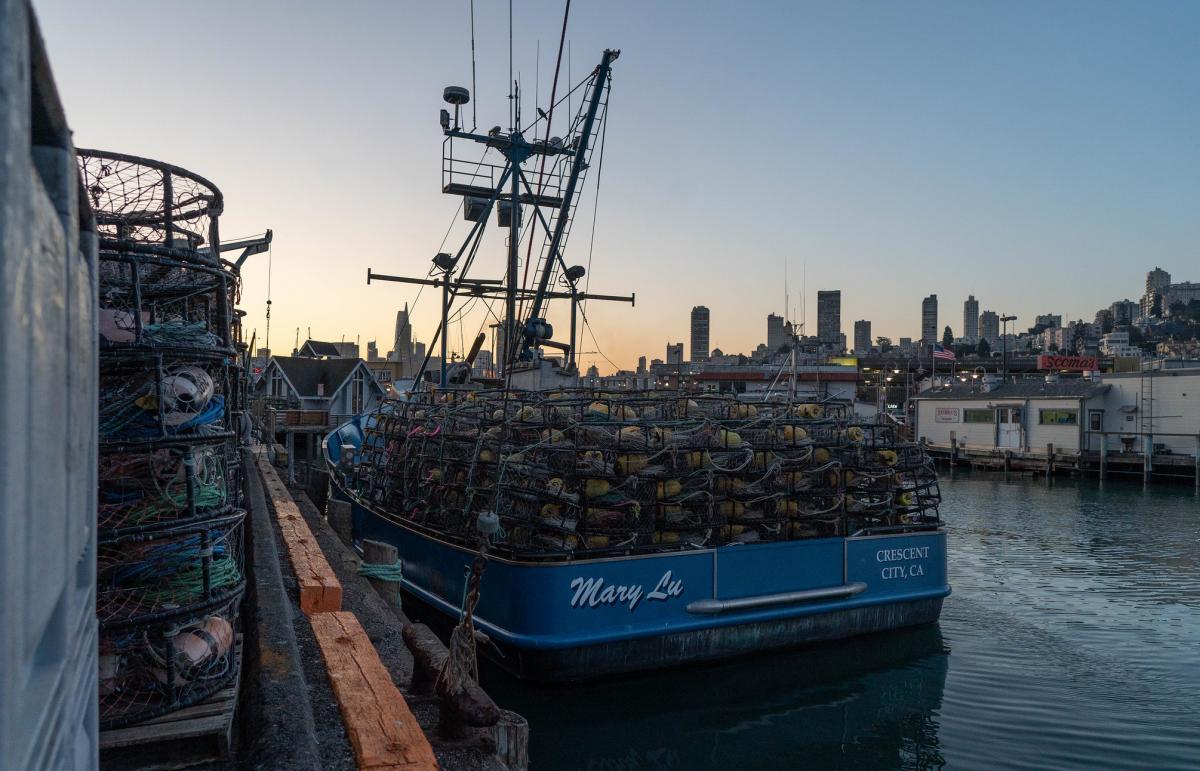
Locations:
522;49;620;359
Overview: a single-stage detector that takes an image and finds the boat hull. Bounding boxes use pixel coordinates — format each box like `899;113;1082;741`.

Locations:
325;419;950;681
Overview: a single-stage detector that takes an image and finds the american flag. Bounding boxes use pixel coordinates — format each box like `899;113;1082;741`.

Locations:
933;344;957;361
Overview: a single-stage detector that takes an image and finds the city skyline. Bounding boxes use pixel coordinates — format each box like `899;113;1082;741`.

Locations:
36;2;1200;371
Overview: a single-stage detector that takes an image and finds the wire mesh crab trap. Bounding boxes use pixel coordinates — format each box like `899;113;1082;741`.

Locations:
78;149;224;263
98;250;237;353
342;389;942;560
99;437;239;537
98;594;242;730
99;352;234;445
97;510;246;629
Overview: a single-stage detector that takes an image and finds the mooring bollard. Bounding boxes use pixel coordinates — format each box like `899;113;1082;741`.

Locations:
327;499;353;546
361;539;402;611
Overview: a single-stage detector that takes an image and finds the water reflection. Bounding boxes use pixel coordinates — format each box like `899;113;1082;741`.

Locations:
486;624;949;770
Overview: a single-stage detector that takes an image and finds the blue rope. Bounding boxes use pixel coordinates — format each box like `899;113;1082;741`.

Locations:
358;559;403;582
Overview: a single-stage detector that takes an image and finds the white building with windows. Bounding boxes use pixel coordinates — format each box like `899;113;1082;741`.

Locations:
914;369;1200;456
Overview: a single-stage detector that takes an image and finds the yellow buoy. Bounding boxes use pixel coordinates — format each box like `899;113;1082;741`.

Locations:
584;479;611;498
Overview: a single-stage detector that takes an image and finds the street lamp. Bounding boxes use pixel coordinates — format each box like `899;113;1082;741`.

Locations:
1000;315;1018;382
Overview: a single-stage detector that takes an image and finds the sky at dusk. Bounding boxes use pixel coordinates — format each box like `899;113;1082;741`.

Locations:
37;0;1200;372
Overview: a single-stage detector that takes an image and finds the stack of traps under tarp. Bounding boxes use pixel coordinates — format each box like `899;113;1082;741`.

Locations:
347;389;941;560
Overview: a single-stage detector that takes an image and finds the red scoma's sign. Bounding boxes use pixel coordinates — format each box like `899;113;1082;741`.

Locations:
1037;355;1099;371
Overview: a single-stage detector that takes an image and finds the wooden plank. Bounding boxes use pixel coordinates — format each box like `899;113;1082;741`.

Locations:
311;612;439;770
255;451;342;614
100;715;229;749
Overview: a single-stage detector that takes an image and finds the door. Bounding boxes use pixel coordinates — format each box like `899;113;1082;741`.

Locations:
1088;409;1104;452
998;407;1022;448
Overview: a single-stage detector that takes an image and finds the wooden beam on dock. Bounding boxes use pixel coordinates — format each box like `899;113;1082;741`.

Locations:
311;612;439;770
253;449;342;615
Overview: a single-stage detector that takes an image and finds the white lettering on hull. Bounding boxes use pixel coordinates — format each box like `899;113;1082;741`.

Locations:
875;546;930;581
569;571;683;611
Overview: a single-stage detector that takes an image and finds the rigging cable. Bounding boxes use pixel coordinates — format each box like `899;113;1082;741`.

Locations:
516;0;572;324
263;239;272;352
581;81;609;308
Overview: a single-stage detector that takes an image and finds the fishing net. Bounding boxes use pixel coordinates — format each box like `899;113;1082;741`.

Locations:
343;390;941;560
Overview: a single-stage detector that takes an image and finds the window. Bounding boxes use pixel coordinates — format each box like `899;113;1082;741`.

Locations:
270;370;285;398
963;408;994;424
1088;410;1103;431
351;371;365;414
1039;409;1078;426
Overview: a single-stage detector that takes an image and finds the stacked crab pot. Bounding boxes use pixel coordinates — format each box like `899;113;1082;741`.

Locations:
346;389;942;560
80;150;247;729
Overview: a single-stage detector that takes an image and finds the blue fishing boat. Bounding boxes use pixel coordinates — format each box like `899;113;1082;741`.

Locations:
325;411;948;681
325;47;949;681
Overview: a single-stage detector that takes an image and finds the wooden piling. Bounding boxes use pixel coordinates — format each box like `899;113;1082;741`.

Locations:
950;432;957;467
1046;443;1055;477
1004;450;1012;479
494;710;530;771
327;499;353;546
1099;437;1108;480
362;539;401;611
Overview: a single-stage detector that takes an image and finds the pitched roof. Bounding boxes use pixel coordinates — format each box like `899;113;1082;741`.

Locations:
915;379;1110;401
298;339;344;358
271;356;363;398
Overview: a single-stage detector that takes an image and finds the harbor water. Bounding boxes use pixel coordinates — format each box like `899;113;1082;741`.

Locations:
486;473;1200;770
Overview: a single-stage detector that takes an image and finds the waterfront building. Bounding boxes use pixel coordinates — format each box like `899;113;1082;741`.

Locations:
690;306;710;363
853;320;872;354
914;368;1200;457
963;295;979;343
297;339;359;359
817;290;842;346
921;295;938;344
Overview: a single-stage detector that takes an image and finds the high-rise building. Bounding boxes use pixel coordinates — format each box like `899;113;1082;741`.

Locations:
921;295;938;344
979;310;1000;344
1109;299;1138;326
473;349;494;376
637;356;647;374
690;306;710;363
766;313;790;352
666;342;684;365
393;304;413;373
853;320;872;354
1142;267;1172;318
1034;313;1062;330
817;290;841;346
1146;267;1172;296
963;295;979;343
366;340;380;361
